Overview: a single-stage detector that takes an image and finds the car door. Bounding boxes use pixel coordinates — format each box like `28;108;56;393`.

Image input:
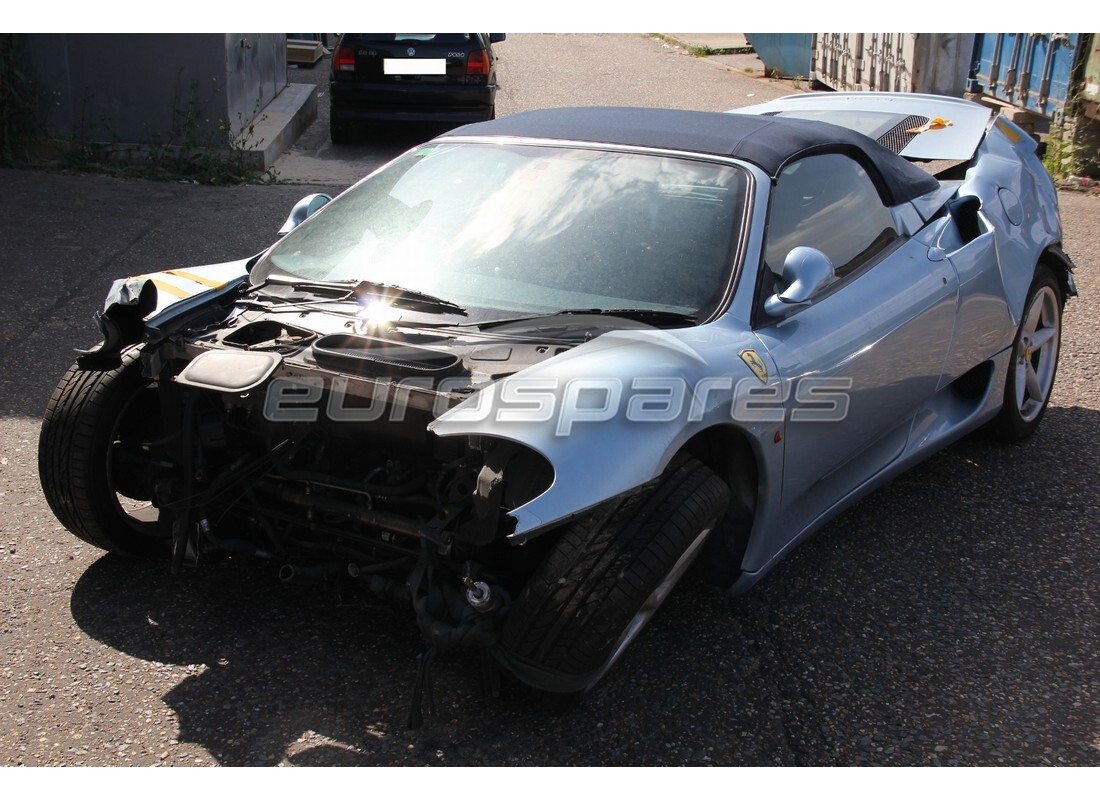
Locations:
752;153;959;537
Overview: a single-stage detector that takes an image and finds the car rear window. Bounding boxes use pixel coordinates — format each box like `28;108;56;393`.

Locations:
350;34;474;45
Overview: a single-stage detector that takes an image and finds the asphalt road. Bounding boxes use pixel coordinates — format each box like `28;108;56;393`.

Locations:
1;34;1098;767
272;33;794;186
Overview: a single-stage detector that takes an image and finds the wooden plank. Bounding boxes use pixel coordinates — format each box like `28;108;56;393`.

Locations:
287;39;324;65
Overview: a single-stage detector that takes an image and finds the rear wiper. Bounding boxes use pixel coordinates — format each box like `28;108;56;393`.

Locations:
474;308;697;329
252;275;467;316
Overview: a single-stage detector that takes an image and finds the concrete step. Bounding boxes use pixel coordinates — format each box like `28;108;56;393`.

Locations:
661;33;753;54
240;83;318;170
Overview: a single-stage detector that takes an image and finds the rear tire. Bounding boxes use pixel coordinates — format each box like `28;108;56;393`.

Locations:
498;455;729;697
38;350;167;557
988;265;1063;442
329;117;351;145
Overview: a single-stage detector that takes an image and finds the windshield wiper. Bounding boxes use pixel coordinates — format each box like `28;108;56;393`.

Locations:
473;308;697;329
351;280;467;316
255;275;358;296
252;275;467;316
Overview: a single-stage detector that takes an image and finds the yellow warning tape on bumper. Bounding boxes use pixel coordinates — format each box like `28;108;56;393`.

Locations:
148;278;192;299
164;269;226;289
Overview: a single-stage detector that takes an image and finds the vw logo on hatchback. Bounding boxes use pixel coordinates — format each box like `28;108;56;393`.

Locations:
407;47;416;56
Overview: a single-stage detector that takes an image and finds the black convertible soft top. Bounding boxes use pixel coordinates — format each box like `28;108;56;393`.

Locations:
441;106;940;206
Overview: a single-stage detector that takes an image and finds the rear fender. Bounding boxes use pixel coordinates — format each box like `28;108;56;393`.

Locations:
960;117;1065;323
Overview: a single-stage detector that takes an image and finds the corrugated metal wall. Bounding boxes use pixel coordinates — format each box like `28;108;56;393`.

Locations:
812;33;973;96
971;33;1084;119
21;33;288;146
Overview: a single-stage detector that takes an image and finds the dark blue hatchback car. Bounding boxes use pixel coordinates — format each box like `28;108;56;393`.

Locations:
329;32;505;143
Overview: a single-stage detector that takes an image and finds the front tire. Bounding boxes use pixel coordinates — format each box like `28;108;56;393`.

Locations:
498;455;729;697
988;265;1063;442
38;350;167;557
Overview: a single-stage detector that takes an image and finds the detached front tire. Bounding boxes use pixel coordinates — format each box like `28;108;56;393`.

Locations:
988;265;1063;442
38;350;167;558
498;455;729;698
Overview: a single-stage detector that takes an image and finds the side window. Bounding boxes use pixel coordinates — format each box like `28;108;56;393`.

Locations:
764;153;898;285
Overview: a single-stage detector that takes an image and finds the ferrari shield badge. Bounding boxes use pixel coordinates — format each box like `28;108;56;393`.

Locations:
739;349;768;383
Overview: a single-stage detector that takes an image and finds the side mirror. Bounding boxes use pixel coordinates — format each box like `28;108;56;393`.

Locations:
489;33;506;43
763;247;835;318
278;193;332;236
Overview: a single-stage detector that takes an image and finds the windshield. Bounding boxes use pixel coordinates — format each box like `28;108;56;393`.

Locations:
253;142;749;320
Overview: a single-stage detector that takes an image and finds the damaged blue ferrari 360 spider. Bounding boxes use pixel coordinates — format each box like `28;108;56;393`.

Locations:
39;93;1076;718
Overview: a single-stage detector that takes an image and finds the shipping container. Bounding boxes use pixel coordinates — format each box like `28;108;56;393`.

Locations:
1074;33;1099;120
970;33;1084;119
812;33;974;96
744;33;813;80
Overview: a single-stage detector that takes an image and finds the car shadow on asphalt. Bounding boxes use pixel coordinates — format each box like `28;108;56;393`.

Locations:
66;538;780;765
66;405;1100;766
67;553;473;765
69;550;616;766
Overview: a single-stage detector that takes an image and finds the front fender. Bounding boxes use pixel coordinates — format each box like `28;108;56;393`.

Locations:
430;324;777;540
141;259;252;323
77;259;251;368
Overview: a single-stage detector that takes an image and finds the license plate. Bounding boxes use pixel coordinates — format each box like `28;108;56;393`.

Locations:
383;58;447;75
